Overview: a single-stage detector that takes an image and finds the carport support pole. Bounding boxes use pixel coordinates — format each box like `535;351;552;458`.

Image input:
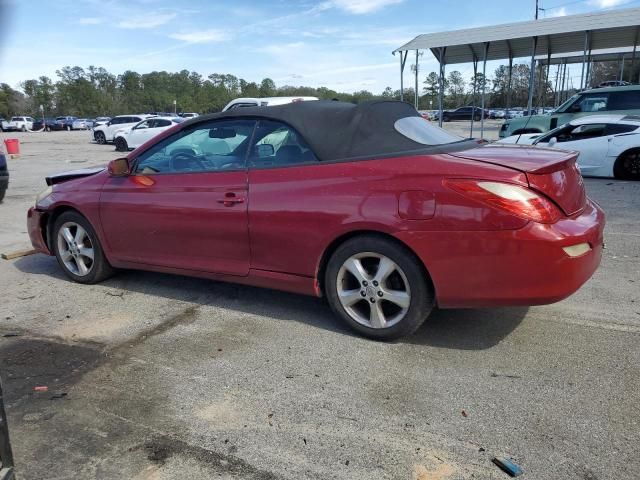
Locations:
619;55;625;82
580;31;589;90
480;42;489;139
554;64;560;107
415;50;420;110
526;37;537;116
399;51;408;102
506;52;513;117
438;47;446;127
470;57;478;138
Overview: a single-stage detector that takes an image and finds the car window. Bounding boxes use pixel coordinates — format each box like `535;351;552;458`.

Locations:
133;119;256;175
131;117;142;123
576;94;609;112
229;102;258;110
249;120;318;168
606;123;639;135
544;123;606;143
609;91;640;110
394;116;464;145
135;120;150;129
154;119;172;128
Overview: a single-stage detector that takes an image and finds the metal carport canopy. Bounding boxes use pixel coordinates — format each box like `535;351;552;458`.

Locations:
393;7;640;64
537;47;636;65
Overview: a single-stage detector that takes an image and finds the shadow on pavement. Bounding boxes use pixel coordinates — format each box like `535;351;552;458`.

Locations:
14;254;527;350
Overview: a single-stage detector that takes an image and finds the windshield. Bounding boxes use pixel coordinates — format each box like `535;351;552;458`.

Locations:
394;116;464;145
554;94;580;113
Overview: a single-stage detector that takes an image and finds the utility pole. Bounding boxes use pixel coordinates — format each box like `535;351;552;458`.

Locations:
535;0;539;19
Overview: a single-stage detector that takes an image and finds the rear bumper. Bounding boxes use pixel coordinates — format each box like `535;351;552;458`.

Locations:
396;199;605;308
27;207;51;254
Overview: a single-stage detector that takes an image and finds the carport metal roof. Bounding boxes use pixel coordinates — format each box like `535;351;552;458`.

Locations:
393;7;640;64
537;47;635;65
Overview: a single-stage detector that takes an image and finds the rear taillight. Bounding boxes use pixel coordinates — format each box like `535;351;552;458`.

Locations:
444;179;562;224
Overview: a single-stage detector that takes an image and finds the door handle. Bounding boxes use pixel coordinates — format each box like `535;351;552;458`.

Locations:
217;192;245;207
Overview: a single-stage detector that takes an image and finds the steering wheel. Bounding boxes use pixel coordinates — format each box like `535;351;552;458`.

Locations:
169;150;205;171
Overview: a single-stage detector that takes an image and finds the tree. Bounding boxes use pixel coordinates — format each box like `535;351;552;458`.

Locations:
259;78;276;97
447;71;466;107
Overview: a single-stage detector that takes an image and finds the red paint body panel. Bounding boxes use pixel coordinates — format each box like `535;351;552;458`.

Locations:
100;172;250;275
27;140;605;310
27;207;50;254
396;199;604;307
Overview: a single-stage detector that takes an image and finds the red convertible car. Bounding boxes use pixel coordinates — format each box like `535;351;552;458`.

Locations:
27;101;605;340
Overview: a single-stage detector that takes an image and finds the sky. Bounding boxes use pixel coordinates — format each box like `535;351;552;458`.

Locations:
0;0;638;94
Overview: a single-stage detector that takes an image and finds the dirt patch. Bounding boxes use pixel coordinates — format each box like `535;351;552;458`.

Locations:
135;435;279;479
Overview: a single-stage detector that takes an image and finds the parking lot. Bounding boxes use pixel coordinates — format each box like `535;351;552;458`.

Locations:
0;128;639;479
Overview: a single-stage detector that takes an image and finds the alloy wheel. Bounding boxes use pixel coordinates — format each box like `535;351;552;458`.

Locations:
621;150;640;179
336;252;411;329
57;221;95;276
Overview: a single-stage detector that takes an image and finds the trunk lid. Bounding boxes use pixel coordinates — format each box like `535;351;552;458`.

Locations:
450;145;586;216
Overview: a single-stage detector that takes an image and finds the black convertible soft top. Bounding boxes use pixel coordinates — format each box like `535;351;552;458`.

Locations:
186;100;479;162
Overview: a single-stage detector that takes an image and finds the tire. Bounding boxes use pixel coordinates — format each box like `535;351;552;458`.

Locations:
614;149;640;180
45;126;51;132
474;114;481;121
442;115;450;122
0;188;5;203
95;131;106;145
324;235;434;341
21;126;26;132
52;210;115;284
66;125;71;131
114;137;128;152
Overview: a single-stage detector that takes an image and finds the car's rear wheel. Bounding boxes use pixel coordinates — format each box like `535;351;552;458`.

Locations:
325;235;434;340
114;137;128;152
614;149;640;180
474;114;481;121
53;211;114;284
95;131;106;144
21;126;26;132
442;115;450;122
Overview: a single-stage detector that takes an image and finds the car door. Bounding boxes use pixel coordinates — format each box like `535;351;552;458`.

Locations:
549;123;609;174
128;119;153;148
99;118;256;275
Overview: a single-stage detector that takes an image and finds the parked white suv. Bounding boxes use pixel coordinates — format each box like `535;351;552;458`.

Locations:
93;114;152;144
113;117;184;151
6;116;35;132
222;96;318;111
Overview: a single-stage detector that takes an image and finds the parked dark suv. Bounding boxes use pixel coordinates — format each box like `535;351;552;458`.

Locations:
441;106;489;122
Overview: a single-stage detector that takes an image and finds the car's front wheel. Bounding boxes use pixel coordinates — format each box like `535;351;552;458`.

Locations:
95;131;106;144
114;137;128;152
53;211;114;284
325;235;434;340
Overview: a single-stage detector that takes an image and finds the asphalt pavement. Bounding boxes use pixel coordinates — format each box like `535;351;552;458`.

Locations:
0;129;638;479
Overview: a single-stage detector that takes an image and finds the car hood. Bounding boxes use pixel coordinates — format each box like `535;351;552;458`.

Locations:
46;167;105;186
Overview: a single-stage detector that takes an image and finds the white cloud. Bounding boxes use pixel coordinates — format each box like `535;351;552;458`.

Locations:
168;29;229;44
550;6;568;17
321;0;404;14
588;0;631;7
117;12;176;29
78;17;102;25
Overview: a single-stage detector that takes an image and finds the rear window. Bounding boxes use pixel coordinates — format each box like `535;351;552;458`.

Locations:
394;117;464;145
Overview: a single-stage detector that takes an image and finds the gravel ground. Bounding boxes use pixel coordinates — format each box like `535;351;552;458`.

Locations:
0;129;638;479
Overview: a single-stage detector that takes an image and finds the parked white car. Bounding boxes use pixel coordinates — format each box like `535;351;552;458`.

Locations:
180;112;199;119
72;118;93;130
93;114;152;144
6;116;34;132
497;115;640;179
222;96;318;111
93;117;111;128
113;117;184;151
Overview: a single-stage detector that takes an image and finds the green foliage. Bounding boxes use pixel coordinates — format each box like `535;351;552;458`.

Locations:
8;66;391;117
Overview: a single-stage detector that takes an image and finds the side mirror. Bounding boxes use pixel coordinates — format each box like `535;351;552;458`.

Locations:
548;137;558;147
108;157;130;176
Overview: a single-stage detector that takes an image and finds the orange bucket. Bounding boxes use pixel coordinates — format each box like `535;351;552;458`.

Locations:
4;139;20;155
